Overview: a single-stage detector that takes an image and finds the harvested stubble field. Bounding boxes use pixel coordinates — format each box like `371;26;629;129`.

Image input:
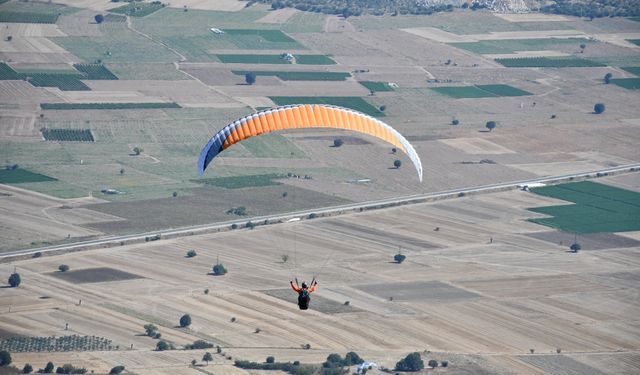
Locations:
3;185;640;374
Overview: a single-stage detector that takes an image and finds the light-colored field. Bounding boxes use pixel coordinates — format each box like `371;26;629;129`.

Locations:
494;13;572;23
53;0;116;11
256;8;298;24
483;50;571;59
401;27;476;43
167;0;249;11
0;23;66;38
506;161;613;176
593;33;640;49
402;28;587;43
3;185;640;373
439;137;517;154
0;113;37;138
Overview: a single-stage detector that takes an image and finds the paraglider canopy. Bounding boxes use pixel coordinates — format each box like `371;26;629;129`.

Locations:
198;104;423;181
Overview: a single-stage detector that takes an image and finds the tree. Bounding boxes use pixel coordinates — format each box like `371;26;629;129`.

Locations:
144;323;158;336
281;254;289;263
213;263;227;275
391;147;397;154
180;314;192;328
333;138;343;147
394;253;406;263
580;43;586;52
0;350;11;366
485;121;496;131
187;250;197;258
156;340;170;351
427;359;438;368
379;105;386;112
266;356;275;364
119;168;125;175
604;73;613;84
570;243;581;253
393;160;402;169
395;352;424;372
44;362;55;373
344;352;363;365
95;14;104;24
8;272;20;287
191;359;197;366
441;361;448;368
172;191;178;197
23;363;33;373
59;264;70;272
245;72;256;85
6;36;12;42
594;103;605;114
451;118;460;125
203;352;213;365
109;366;125;374
133;147;143;155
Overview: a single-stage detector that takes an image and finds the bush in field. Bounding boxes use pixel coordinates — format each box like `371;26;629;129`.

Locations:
344;352;363;365
441;361;448;367
379;105;386;112
570;243;581;253
186;250;197;258
59;264;70;272
394;253;406;263
594;103;605;114
203;352;213;365
427;359;438;368
451;118;460;125
0;350;11;366
213;263;227;275
186;340;213;350
23;363;33;373
333;138;344;147
109;366;125;374
266;356;275;363
56;363;87;373
44;362;55;373
393;160;402;169
133;147;143;155
395;352;424;372
156;341;169;351
144;323;158;337
245;72;256;85
95;14;104;24
604;73;613;84
179;314;192;328
8;272;20;287
485;121;496;131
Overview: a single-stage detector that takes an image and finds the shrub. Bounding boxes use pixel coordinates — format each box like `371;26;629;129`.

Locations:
59;264;70;272
379;105;386;112
156;341;170;351
394;253;406;263
231;223;238;229
109;366;125;374
132;147;143;155
203;352;213;364
570;243;581;253
186;340;213;349
95;14;104;23
144;323;158;336
333;139;344;147
604;73;613;84
485;121;496;131
266;356;275;364
154;333;161;339
594;103;605;114
213;263;227;275
33;252;42;258
23;363;33;373
344;352;363;365
186;250;197;258
395;352;423;372
180;314;192;328
245;72;256;85
172;191;178;197
44;362;55;373
0;350;11;366
451;118;459;125
441;361;448;368
393;160;402;169
427;359;438;368
8;272;20;287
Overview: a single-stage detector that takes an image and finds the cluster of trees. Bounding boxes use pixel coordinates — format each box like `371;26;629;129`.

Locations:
235;359;317;375
394;352;447;371
1;357;95;374
541;0;640;18
185;340;213;350
263;0;464;17
322;352;364;375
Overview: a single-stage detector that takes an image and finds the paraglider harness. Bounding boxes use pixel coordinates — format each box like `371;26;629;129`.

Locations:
292;277;316;310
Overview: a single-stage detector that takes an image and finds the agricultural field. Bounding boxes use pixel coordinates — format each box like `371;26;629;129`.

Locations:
269;97;383;116
495;56;606;67
293;55;336;65
217;54;292;64
108;2;165;17
73;64;118;80
0;63;22;80
41;129;95;142
105;63;191;80
233;71;351;81
622;66;640;75
0;167;57;184
359;81;394;92
0;0;78;23
194;173;286;189
528;181;640;233
451;37;594;54
431;84;531;98
628;39;640;46
24;73;90;91
40;103;181;110
611;78;640;89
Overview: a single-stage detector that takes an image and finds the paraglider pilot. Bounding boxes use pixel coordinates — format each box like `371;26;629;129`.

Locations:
290;279;318;310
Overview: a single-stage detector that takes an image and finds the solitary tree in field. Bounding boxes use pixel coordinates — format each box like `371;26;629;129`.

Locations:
186;250;197;258
133;147;143;155
180;314;192;328
58;264;69;272
594;103;605;114
579;43;586;52
212;262;227;276
391;147;397;154
393;159;402;169
156;341;169;351
203;352;213;365
451;118;460;125
379;105;386;112
8;272;20;287
144;323;158;337
266;356;275;364
245;72;256;85
604;73;613;84
95;14;104;24
333;138;344;147
570;243;581;253
485;121;496;131
394;253;406;263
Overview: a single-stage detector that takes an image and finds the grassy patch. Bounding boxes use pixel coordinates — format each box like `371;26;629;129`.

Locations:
270;96;384;117
73;64;118;80
495;57;606;68
622;67;640;76
0;63;21;80
0;1;77;23
294;55;336;65
627;39;640;46
359;81;394;92
104;13;126;22
278;12;326;33
0;11;58;23
42;129;95;142
224;29;296;42
610;78;640;89
26;73;90;91
431;86;498;98
194;173;284;189
528;181;640;233
109;2;164;17
475;84;532;96
0;167;57;184
240;133;307;159
233;70;350;81
217;54;291;64
40;102;181;110
451;38;594;54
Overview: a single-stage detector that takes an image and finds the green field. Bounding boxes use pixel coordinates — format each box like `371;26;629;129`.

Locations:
26;74;90;91
193;174;284;189
431;86;497;98
0;63;22;80
104;13;126;23
269;97;384;117
73;64;118;80
622;67;640;76
42;129;95;142
610;78;640;89
451;38;594;54
475;84;532;96
109;2;164;17
217;54;291;64
495;57;606;68
223;29;296;42
240;133;307;159
359;81;394;92
627;39;640;46
0;167;57;184
528;181;640;233
40;102;181;110
294;55;336;65
233;71;351;81
0;0;77;23
0;11;59;23
105;63;191;80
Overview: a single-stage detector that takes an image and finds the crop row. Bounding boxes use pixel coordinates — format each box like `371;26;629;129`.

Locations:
42;128;95;142
495;57;606;68
0;335;113;352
